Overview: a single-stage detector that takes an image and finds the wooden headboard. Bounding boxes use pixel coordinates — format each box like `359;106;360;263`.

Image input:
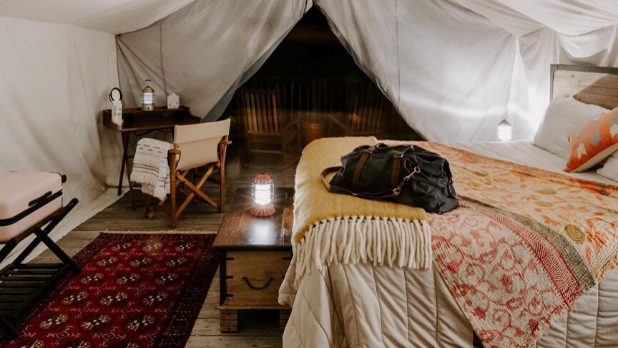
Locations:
551;64;618;109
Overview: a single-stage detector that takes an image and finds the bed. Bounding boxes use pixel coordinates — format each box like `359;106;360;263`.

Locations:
278;65;618;348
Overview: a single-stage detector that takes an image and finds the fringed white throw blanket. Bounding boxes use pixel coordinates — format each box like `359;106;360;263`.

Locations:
293;137;431;286
130;138;173;199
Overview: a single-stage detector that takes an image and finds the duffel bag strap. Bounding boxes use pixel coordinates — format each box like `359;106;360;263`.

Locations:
321;165;421;200
352;149;373;191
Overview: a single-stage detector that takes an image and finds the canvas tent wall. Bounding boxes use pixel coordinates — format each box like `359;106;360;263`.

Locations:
116;0;618;143
1;0;618;260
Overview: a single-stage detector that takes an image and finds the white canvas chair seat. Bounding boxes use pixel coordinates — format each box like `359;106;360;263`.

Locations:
147;119;231;228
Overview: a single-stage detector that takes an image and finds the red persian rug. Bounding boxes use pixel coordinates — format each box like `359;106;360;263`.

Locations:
0;233;219;348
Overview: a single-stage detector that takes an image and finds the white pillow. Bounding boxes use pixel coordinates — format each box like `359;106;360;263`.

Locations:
597;151;618;182
533;96;609;159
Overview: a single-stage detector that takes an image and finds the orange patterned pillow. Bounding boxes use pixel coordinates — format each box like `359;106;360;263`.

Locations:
565;109;618;173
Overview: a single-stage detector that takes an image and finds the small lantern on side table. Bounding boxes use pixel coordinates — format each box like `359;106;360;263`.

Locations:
141;79;155;111
251;173;275;217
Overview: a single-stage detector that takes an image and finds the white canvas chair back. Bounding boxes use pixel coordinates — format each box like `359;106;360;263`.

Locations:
174;119;230;171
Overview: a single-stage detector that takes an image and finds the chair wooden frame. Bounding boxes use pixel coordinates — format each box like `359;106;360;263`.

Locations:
240;87;301;168
326;85;386;138
147;136;231;229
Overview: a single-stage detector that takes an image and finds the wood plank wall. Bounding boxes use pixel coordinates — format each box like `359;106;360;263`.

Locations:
553;70;618;109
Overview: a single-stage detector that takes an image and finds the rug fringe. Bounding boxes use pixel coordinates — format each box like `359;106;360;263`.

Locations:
294;216;431;286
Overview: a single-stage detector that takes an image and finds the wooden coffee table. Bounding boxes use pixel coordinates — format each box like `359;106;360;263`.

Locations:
212;188;294;333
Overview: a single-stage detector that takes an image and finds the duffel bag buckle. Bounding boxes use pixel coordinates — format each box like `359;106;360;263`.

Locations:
403;166;421;182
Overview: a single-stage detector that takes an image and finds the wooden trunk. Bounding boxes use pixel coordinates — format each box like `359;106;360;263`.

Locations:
225;251;290;306
213;188;294;334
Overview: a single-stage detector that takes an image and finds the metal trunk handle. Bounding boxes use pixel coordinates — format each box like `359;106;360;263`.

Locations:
242;277;274;291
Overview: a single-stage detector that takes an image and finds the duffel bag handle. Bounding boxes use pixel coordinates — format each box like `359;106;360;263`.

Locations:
352;143;414;190
321;165;420;200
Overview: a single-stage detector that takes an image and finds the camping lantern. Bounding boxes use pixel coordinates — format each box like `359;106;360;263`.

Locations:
141;79;155;111
497;119;512;141
251;173;275;217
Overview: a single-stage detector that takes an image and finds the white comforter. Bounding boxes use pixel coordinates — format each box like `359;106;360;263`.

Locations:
279;141;618;348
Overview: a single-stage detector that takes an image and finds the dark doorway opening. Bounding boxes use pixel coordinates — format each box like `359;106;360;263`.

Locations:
226;7;419;165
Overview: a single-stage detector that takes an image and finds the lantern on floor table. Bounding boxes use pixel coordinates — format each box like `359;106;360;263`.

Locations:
251;173;275;217
141;79;155;111
497;119;513;141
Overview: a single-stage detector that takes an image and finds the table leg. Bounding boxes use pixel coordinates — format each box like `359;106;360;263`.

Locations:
279;309;291;332
128;163;136;210
220;309;238;333
118;132;130;196
0;317;18;339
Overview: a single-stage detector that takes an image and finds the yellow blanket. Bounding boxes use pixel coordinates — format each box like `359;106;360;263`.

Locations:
293;137;430;284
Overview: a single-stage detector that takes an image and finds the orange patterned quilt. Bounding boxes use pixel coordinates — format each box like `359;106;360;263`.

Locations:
423;142;618;348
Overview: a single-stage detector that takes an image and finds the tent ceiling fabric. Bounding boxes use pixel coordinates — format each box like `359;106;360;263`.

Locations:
0;0;194;34
111;0;618;142
0;0;616;37
449;0;545;37
434;0;618;37
116;0;308;118
494;0;618;36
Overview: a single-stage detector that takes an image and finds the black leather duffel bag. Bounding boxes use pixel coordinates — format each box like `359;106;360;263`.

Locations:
321;143;459;213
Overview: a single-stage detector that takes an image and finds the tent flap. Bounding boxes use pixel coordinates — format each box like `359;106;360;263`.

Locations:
116;0;308;119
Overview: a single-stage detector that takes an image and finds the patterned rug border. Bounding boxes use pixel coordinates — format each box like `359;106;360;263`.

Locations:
4;232;219;348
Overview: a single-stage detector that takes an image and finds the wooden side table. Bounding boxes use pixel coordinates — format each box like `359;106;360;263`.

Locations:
212;188;294;333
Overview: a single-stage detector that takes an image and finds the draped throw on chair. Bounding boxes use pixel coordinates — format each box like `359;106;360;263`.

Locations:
147;119;231;228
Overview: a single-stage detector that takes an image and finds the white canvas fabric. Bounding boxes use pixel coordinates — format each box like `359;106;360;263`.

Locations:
517;26;618;130
116;0;309;119
316;0;618;142
0;15;121;264
491;0;618;36
0;15;119;206
0;0;194;34
317;0;517;143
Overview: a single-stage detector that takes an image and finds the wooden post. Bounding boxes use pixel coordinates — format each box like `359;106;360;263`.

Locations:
220;309;238;333
118;132;130;196
219;136;230;212
279;309;291;333
169;145;180;229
